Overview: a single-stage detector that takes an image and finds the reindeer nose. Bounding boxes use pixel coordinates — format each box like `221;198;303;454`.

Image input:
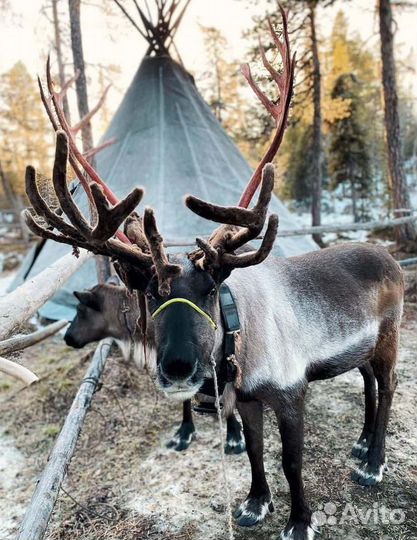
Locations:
160;357;196;382
64;332;82;349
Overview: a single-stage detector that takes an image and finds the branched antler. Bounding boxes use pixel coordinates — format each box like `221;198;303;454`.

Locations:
186;165;278;273
25;130;181;294
143;208;181;295
24;131;151;267
29;58;181;295
239;4;295;208
38;57;121;228
185;6;294;274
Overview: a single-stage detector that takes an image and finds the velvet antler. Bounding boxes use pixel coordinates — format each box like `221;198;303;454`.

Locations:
143;208;181;295
186;165;278;273
24;131;152;269
27;58;180;295
25;131;181;294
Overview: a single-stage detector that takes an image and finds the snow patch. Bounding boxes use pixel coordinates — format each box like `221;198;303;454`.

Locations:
0;429;26;539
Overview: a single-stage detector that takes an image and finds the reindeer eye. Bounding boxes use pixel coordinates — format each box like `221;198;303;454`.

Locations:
146;291;154;301
208;287;217;298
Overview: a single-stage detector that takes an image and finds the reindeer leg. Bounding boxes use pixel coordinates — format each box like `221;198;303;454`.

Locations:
225;412;245;455
166;400;196;451
233;399;273;527
276;388;318;540
352;321;398;486
352;362;377;460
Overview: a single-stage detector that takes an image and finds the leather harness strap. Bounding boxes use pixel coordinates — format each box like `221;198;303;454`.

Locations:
195;283;240;413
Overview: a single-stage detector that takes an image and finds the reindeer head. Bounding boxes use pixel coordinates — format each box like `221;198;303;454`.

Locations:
64;282;132;348
25;6;294;400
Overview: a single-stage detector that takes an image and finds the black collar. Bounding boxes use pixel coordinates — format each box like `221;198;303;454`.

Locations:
194;283;240;413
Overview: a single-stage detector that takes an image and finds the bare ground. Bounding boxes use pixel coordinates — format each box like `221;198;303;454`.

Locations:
1;274;416;540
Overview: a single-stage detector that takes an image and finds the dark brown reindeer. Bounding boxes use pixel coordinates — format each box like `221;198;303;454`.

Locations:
65;281;245;453
25;8;403;540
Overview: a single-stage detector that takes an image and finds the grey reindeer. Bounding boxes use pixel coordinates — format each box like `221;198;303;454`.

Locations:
25;8;403;540
65;281;245;453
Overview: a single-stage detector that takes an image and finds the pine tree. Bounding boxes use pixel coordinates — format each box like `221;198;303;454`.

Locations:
198;25;257;164
328;74;371;222
325;10;383;221
279;122;314;205
0;62;50;197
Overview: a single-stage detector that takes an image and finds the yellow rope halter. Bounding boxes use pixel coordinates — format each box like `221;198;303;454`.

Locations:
151;298;218;330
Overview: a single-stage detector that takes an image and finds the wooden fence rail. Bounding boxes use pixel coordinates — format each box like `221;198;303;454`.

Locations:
0;320;68;356
0;249;91;341
164;215;417;246
16;337;113;540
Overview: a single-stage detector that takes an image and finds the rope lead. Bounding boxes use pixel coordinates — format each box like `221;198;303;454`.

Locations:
211;356;235;540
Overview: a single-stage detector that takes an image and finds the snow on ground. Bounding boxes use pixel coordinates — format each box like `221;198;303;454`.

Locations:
0;430;26;540
0;263;26;539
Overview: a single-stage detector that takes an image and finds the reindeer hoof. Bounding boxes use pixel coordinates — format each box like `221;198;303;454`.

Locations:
351;440;369;460
351;461;386;486
166;423;195;452
224;437;246;455
233;496;273;527
280;519;319;540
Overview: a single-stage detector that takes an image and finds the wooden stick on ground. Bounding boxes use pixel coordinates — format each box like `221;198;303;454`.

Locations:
0;320;68;356
0;356;38;385
17;337;113;540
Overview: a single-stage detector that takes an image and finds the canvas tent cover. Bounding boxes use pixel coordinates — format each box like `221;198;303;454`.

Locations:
12;56;316;320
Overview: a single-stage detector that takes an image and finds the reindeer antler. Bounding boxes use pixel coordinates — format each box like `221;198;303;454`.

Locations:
26;59;181;295
186;165;278;273
24;131;150;265
239;4;295;208
38;57;126;238
185;6;294;273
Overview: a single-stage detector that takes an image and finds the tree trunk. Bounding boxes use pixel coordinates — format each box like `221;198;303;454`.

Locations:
0;160;17;207
52;0;71;122
351;179;359;223
378;0;416;243
309;4;323;245
68;0;93;153
68;0;110;281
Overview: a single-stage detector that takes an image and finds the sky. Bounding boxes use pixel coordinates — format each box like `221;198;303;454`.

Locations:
0;0;416;125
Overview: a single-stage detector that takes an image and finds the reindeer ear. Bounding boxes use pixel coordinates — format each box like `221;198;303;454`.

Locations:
73;291;100;311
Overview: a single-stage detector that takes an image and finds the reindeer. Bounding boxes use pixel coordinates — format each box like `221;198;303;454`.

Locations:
65;281;245;453
25;8;403;539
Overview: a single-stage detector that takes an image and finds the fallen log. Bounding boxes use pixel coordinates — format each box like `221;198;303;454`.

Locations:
164;215;417;246
0;320;68;356
0;249;91;341
276;215;417;237
17;337;113;540
0;356;38;385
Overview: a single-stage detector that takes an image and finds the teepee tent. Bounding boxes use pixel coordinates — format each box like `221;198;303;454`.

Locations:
11;0;316;320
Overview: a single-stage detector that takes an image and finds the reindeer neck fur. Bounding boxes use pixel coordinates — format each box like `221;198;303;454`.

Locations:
107;287;156;373
225;243;403;397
